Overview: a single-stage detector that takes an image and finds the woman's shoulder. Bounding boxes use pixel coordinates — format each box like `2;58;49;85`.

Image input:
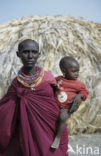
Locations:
10;77;20;89
55;75;63;80
44;70;56;85
11;77;18;85
44;70;54;77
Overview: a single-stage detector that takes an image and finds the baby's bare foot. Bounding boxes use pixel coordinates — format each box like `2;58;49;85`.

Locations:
51;137;60;149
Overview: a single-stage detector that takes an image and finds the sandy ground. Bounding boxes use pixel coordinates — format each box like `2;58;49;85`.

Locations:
68;134;101;156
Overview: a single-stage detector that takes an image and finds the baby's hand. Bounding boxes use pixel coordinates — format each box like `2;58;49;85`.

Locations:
68;94;84;113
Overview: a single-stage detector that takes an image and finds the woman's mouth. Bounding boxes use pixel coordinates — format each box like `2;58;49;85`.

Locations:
27;61;35;64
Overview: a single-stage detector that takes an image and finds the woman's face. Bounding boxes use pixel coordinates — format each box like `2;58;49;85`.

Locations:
17;40;40;68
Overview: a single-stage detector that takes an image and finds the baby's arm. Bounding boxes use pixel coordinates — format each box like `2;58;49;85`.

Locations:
69;82;89;114
68;94;84;113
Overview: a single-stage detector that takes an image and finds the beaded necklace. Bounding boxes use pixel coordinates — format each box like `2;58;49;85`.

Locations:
17;66;45;89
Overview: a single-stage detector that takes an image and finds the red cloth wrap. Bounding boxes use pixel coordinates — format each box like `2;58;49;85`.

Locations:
0;74;68;156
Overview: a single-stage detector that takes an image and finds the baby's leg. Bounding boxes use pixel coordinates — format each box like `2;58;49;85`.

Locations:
51;108;69;149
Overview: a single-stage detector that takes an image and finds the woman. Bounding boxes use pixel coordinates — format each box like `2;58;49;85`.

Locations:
0;39;68;156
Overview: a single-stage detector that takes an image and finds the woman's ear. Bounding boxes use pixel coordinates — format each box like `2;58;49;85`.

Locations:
38;52;41;56
37;51;41;58
16;51;20;58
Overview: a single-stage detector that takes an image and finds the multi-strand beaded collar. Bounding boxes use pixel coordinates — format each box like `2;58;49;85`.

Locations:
17;66;45;90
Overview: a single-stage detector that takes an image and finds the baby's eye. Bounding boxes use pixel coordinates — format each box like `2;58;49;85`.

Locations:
71;70;75;72
75;71;79;73
72;70;79;73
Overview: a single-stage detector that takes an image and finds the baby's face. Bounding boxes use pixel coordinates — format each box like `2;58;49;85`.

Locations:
62;62;79;80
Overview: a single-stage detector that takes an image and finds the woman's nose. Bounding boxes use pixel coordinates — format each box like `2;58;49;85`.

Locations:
28;51;33;58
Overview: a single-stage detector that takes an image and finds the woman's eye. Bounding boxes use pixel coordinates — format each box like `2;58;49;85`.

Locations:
22;50;38;55
23;50;28;54
32;50;38;54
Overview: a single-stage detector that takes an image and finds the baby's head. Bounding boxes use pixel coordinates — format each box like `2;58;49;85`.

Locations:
59;56;79;80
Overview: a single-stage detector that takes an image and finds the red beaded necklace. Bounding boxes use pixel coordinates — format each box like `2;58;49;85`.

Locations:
17;66;45;89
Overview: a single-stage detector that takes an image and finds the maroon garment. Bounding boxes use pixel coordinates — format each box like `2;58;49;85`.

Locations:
0;77;68;156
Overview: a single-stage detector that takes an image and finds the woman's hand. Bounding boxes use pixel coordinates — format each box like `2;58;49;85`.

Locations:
68;94;84;113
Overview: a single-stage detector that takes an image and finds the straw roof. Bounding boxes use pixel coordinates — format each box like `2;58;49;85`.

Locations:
0;16;101;134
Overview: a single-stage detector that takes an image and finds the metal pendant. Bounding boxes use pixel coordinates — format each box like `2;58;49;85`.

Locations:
31;88;35;91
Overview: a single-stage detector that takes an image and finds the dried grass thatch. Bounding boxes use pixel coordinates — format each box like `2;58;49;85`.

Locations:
0;16;101;135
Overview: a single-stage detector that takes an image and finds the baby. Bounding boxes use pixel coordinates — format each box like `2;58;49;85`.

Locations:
51;56;89;149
